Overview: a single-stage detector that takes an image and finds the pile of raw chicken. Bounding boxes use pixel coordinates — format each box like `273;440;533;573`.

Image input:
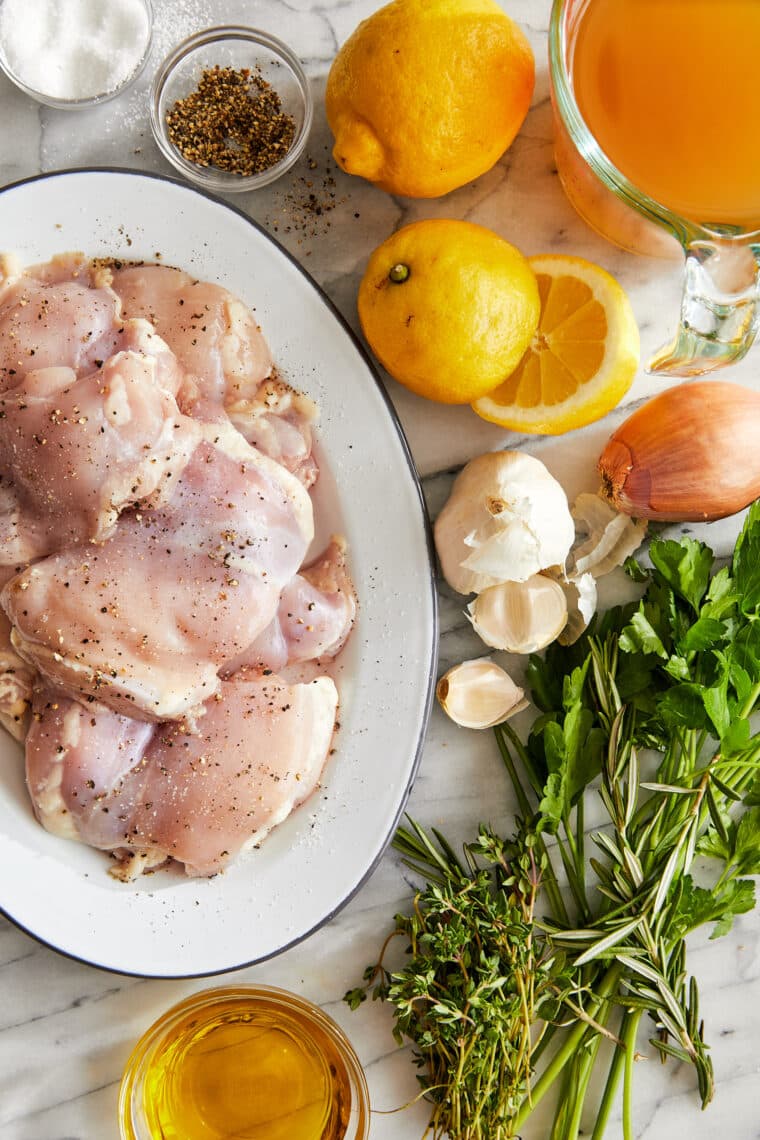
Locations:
0;253;355;878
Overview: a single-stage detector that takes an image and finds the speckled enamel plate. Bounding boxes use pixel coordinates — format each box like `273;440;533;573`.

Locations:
0;169;437;977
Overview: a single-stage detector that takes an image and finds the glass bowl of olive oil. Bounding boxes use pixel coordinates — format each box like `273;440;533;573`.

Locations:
119;984;370;1140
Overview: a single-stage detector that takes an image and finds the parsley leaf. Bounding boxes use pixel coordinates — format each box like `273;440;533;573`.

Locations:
678;617;726;654
619;610;667;658
698;806;760;875
649;536;714;613
672;875;756;940
732;501;760;613
733;807;760;875
658;684;710;732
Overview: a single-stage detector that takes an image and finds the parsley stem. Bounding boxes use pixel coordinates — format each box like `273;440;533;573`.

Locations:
530;1018;559;1069
513;962;624;1130
556;1005;608;1140
549;1054;579;1139
738;679;760;720
557;827;592;923
576;795;586;894
495;725;570;926
497;720;545;794
494;723;534;817
622;1008;643;1140
591;1020;626;1140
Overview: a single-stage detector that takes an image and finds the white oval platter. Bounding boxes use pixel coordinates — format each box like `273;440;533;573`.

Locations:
0;169;437;977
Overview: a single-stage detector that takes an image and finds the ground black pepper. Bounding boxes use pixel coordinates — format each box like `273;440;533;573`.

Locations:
266;152;354;247
166;66;296;176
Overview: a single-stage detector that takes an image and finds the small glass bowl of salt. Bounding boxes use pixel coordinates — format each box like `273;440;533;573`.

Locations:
0;0;153;109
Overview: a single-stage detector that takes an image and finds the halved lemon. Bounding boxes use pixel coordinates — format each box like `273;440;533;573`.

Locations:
472;254;640;435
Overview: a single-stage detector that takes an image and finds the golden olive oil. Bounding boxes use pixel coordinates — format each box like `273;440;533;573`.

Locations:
138;993;352;1140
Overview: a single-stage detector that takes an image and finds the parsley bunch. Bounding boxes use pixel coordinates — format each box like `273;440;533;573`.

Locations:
349;503;760;1139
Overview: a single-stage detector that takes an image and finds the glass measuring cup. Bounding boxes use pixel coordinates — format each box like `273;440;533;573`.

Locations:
549;0;760;377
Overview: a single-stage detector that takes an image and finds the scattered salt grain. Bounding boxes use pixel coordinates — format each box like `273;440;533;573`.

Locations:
0;0;151;101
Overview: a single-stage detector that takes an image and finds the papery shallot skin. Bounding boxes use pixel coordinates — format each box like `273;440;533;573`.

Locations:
26;673;338;877
598;381;760;522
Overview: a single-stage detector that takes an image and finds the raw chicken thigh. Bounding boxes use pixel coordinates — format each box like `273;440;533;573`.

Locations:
26;673;338;877
0;477;53;567
111;266;322;483
0;274;123;383
0;573;33;741
0;351;199;546
111;264;273;405
4;428;314;721
228;377;319;488
0;252;355;877
240;538;357;673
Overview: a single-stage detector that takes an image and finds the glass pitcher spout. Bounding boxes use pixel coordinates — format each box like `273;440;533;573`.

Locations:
649;236;760;377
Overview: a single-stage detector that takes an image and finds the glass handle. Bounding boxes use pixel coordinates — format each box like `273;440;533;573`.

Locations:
648;237;760;377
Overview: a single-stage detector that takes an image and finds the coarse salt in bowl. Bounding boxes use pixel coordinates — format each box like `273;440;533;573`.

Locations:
0;0;153;109
150;26;313;193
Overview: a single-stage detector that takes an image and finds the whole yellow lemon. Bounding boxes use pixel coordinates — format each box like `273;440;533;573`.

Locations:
358;219;540;404
326;0;535;199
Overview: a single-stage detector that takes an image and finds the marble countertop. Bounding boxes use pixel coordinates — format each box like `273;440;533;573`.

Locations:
1;1;759;1138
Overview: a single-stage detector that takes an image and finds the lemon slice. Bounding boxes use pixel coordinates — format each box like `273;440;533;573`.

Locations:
472;254;640;435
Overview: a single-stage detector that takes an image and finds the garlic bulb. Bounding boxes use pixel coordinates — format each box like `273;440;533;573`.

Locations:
434;451;575;594
598;381;760;522
467;575;568;654
436;658;528;730
555;572;597;645
570;492;647;578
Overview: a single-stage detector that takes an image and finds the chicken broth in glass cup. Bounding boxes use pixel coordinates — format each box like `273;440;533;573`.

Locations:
550;0;760;376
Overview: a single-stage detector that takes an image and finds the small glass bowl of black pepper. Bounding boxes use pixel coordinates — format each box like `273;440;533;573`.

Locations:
150;26;313;193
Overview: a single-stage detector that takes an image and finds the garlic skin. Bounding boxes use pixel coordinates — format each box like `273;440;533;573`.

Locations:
434;451;575;594
598;381;760;522
570;492;647;578
554;572;597;646
468;575;568;654
436;658;528;730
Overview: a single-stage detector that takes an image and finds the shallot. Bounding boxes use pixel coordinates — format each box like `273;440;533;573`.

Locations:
598;381;760;522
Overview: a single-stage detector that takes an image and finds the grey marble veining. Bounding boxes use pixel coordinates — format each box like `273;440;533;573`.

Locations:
1;1;760;1138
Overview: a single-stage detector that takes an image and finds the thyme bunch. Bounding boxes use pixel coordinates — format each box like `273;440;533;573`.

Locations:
346;822;565;1139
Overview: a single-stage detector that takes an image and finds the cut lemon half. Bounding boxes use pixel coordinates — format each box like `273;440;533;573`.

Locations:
472;254;640;435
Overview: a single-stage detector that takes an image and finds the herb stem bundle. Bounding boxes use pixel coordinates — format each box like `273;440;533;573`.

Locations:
348;504;760;1139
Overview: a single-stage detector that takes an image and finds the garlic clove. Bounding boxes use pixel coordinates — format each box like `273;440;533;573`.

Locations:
434;451;575;594
553;571;597;645
467;574;568;654
598;381;760;522
570;492;647;578
436;657;528;729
